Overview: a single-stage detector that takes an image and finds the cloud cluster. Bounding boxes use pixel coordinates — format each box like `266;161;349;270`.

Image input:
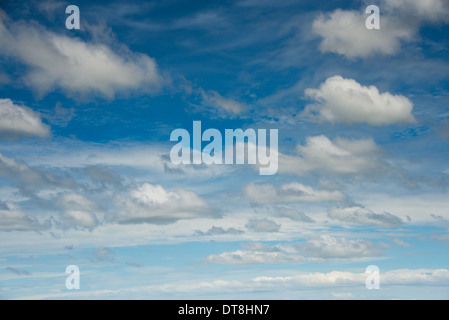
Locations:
0;99;50;138
0;11;163;98
0;203;50;231
304;76;415;125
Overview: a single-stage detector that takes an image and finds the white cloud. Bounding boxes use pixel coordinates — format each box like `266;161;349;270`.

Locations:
297;235;383;259
0;99;50;138
278;135;381;176
331;292;354;299
206;242;307;265
0;12;163;98
112;183;210;224
246;218;280;232
312;1;449;59
244;182;345;203
328;206;403;227
312;9;414;58
304;76;415;125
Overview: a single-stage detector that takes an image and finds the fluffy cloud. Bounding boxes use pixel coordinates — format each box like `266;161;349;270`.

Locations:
278;135;381;176
328;206;403;227
0;99;50;138
304;76;415;125
274;205;315;223
206;242;307;265
112;183;210;224
0;12;163;98
245;218;280;232
244;182;345;203
297;235;383;259
312;0;449;58
312;10;414;58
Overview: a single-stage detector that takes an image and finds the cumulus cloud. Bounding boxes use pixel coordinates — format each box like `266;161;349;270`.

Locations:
278;135;381;176
199;89;248;117
297;235;383;259
112;183;210;224
0;99;50;138
246;218;280;232
244;182;345;203
312;1;449;58
206;242;307;265
0;11;163;98
312;10;414;58
304;76;415;125
328;206;403;227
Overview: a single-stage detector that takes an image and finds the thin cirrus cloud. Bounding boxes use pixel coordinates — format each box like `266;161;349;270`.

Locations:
0;99;50;138
244;182;345;203
199;88;248;118
0;11;163;99
277;135;381;176
303;76;416;125
312;0;449;59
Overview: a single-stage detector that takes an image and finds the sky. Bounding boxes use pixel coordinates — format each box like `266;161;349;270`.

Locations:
0;0;448;300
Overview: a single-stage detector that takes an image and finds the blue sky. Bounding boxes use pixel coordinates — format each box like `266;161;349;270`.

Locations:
0;0;449;299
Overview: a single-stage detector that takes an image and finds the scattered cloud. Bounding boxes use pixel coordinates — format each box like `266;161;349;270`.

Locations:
0;12;164;98
111;183;210;224
199;89;248;117
90;247;115;263
244;182;345;203
274;205;315;223
312;0;449;59
0;99;50;138
304;76;415;125
328;206;403;227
